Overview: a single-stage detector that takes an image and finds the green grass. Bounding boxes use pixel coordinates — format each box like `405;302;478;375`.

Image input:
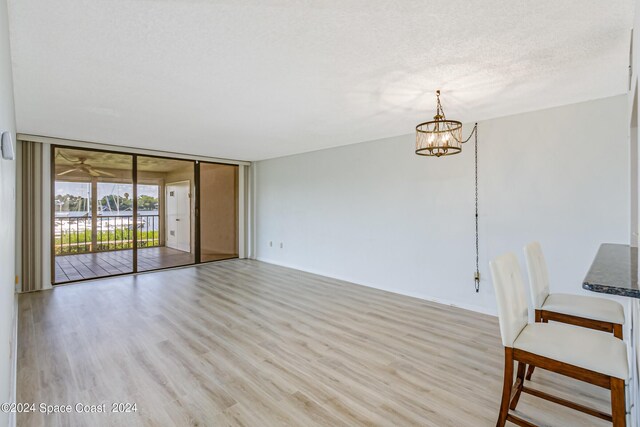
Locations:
55;230;160;255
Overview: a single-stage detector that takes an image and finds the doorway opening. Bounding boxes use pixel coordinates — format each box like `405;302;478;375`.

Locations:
52;146;238;284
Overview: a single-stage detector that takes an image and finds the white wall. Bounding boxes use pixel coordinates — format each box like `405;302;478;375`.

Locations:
256;95;629;315
0;0;16;425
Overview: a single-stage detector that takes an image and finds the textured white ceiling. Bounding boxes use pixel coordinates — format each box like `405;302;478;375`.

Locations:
7;0;634;161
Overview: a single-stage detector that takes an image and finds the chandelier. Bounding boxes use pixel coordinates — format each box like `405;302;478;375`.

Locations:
414;90;482;292
416;90;466;157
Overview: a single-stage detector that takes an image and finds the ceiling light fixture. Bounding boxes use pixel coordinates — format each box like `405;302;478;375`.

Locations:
415;90;481;292
416;90;475;157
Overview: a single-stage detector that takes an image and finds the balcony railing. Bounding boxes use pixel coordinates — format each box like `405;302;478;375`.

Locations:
54;214;160;255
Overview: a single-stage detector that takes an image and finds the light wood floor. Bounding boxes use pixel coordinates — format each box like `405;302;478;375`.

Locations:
18;260;611;426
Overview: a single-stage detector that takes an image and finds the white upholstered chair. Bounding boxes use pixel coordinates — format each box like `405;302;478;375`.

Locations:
490;252;628;427
524;241;625;380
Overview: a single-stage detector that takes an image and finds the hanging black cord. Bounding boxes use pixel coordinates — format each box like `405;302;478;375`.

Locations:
453;122;480;291
455;124;477;144
451;122;480;291
473;123;479;292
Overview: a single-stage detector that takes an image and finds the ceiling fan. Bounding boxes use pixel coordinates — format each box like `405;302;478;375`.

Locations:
56;151;116;177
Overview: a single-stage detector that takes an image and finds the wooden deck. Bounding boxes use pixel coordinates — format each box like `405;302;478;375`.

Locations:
54;247;195;283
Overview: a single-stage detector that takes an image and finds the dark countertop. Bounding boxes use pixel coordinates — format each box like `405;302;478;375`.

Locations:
582;243;639;298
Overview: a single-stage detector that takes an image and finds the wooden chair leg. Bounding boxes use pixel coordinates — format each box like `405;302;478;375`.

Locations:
497;347;514;427
526;311;543;381
613;324;623;340
509;361;526;410
525;364;535;381
611;378;626;427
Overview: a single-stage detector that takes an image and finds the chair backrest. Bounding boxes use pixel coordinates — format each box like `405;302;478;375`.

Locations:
523;241;550;310
489;252;529;347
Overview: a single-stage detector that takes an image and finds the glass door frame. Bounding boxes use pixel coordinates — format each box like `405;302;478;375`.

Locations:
196;160;240;263
51;145;136;283
135;153;198;273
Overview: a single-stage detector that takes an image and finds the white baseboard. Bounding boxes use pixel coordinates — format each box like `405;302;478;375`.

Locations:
256;257;497;317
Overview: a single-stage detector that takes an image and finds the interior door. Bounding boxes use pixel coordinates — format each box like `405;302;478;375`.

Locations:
166;181;191;252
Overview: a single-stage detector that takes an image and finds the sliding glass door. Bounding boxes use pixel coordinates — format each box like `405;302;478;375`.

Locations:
136;156;196;272
52;147;239;284
53;147;134;283
199;163;239;262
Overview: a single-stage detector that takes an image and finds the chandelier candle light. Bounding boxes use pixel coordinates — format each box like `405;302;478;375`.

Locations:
415;90;481;292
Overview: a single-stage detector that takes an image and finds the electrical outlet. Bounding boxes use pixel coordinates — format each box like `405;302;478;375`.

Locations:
280;242;283;249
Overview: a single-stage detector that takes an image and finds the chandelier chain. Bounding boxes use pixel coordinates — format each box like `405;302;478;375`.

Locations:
458;127;477;144
435;90;445;118
474;123;480;292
